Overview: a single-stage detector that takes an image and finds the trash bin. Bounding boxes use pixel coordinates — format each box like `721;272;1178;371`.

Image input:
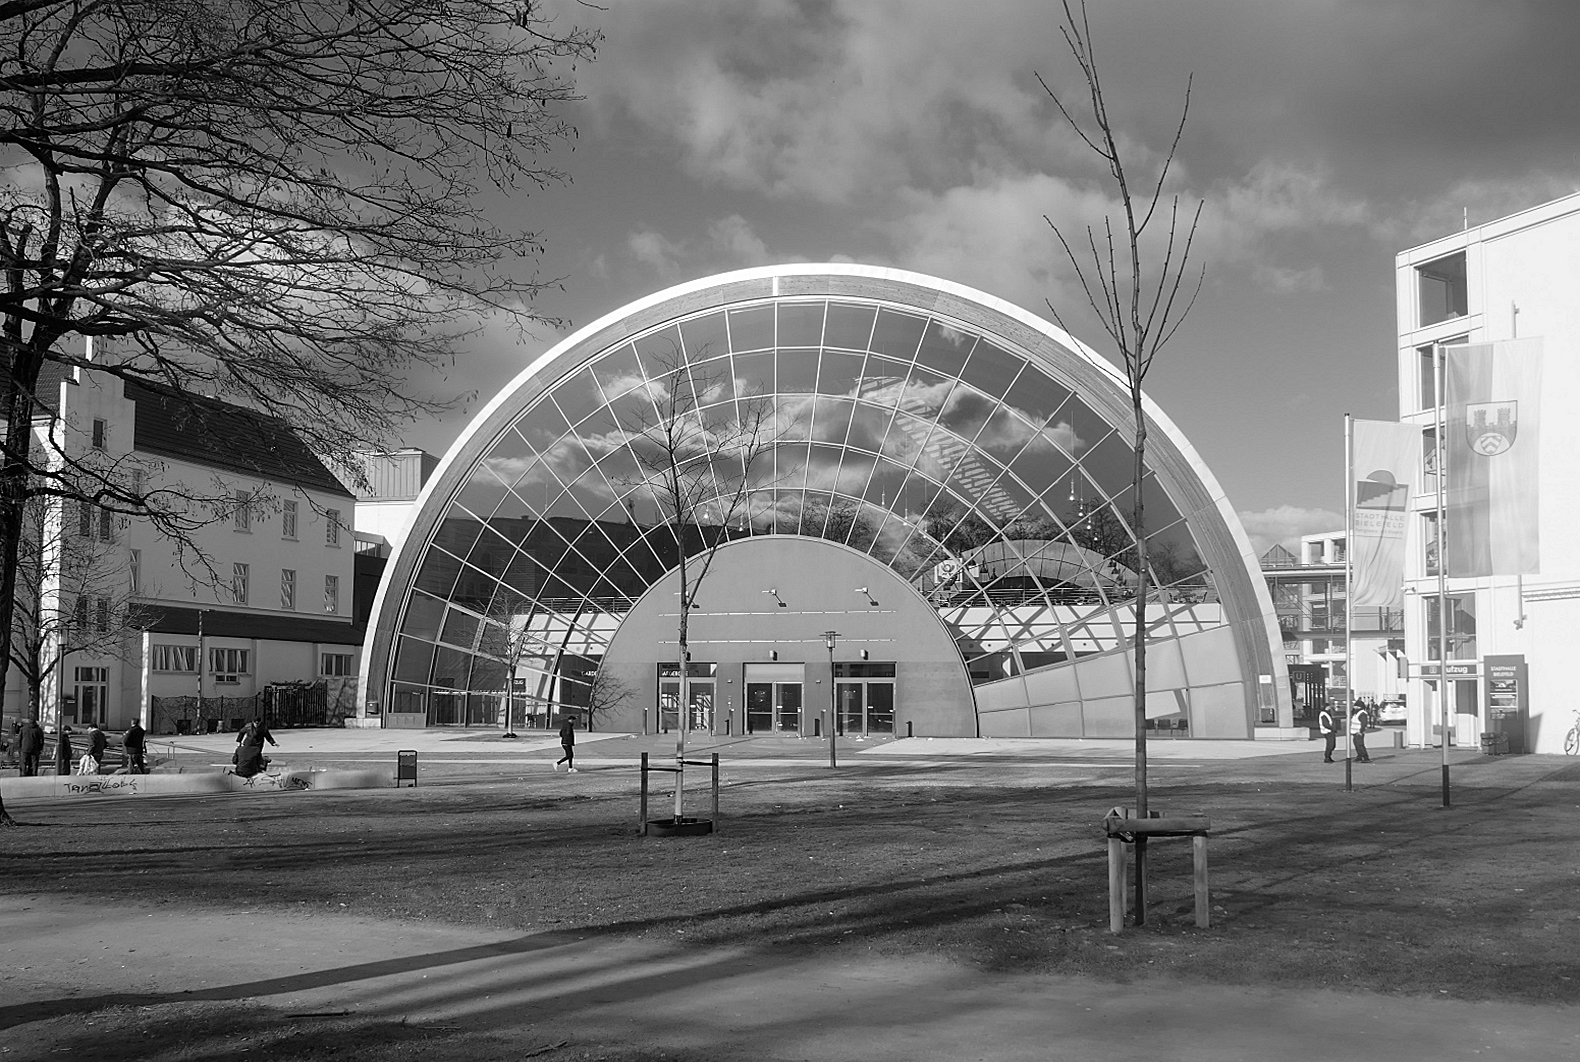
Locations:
1480;732;1510;756
175;719;191;735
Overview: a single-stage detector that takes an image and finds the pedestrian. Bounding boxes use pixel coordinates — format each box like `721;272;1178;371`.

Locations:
554;715;577;773
233;716;278;778
19;716;44;776
87;722;108;770
1318;702;1337;763
54;724;74;776
1350;699;1372;763
123;719;148;775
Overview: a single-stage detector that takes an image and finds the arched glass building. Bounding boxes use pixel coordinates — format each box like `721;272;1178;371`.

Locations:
360;266;1289;738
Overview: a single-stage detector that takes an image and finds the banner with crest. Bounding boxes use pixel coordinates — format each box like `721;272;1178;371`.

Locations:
1350;420;1418;607
1445;339;1542;577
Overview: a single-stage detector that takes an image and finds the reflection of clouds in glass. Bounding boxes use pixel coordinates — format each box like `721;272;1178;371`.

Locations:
937;323;974;348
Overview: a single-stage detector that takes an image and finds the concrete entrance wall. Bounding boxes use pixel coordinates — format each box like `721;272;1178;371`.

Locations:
599;537;976;737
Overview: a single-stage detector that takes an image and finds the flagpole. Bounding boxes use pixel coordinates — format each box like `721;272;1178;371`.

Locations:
1435;343;1451;808
1344;413;1355;793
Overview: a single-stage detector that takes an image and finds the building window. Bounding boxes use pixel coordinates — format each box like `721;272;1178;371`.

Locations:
325;508;341;547
1417;252;1467;326
1422;512;1439;577
129;549;141;595
1425;592;1476;660
282;499;298;540
79;500;93;538
95;597;110;633
233;562;249;605
234;490;251;532
91;418;106;450
210;647;251;684
74;595;88;631
281;568;296;610
321;652;355;677
99;506;113;541
152;644;197;672
324;574;340;614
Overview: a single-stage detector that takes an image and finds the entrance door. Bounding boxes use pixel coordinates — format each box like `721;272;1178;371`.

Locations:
745;682;801;733
72;666;108;727
832;662;896;736
658;663;718;732
743;662;806;735
836;680;895;736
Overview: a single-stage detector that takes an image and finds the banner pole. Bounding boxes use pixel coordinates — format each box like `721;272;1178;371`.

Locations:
1344;413;1354;792
1436;343;1451;809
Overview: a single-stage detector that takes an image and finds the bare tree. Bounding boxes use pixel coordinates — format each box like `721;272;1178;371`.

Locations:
624;353;777;823
0;0;597;827
1038;0;1204;923
5;491;148;816
583;664;635;733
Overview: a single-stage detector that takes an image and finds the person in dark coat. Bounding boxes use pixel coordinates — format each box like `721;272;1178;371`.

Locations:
54;725;74;775
554;716;577;773
123;720;148;774
87;723;108;770
19;717;45;776
233;717;278;778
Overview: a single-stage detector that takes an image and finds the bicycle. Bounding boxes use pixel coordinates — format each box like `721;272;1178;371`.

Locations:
1566;710;1580;756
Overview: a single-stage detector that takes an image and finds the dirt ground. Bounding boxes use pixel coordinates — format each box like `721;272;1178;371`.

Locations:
3;747;1580;1060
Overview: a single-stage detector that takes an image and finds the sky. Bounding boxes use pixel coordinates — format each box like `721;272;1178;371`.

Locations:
403;0;1580;557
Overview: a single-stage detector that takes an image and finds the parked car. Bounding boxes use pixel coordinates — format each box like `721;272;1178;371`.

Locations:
1377;698;1407;725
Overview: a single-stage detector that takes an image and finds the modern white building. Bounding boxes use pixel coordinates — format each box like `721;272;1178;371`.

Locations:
1262;531;1404;726
1395;191;1580;753
2;358;365;735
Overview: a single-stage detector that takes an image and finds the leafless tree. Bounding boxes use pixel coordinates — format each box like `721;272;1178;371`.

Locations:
583;665;635;733
624;352;777;822
0;0;598;826
1038;0;1205;923
4;490;149;821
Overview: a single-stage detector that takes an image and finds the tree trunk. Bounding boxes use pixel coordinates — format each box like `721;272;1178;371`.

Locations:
1131;390;1150;921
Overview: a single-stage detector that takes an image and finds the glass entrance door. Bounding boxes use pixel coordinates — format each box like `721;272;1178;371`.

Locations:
832;662;896;736
746;681;802;733
836;680;895;736
658;663;718;732
72;667;108;726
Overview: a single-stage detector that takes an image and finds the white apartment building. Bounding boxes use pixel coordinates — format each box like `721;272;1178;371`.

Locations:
1262;531;1404;725
2;360;363;735
1395;191;1580;753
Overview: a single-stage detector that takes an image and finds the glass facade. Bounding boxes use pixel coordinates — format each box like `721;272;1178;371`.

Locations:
384;287;1230;724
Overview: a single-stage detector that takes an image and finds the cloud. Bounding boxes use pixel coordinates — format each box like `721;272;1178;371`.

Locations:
624;214;780;283
1236;505;1343;560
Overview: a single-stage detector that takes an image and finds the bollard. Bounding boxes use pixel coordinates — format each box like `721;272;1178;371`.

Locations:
639;752;649;836
711;753;720;834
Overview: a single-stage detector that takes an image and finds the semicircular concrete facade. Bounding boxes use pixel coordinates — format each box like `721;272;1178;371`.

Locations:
359;264;1289;738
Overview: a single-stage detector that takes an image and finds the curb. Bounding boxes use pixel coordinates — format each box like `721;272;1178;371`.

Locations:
0;766;395;803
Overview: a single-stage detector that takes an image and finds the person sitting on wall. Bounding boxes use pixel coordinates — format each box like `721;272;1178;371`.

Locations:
232;717;279;778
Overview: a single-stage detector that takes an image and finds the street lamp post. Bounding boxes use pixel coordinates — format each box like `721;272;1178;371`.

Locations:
823;630;840;768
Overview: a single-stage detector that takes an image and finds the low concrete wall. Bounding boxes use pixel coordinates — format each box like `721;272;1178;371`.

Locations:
0;766;394;803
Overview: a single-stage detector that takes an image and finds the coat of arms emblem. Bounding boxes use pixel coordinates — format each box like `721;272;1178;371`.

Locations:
1465;400;1518;457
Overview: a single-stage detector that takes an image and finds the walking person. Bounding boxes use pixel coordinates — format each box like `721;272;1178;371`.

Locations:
1350;699;1372;763
86;723;108;772
123;719;148;774
1318;702;1338;763
19;716;44;776
554;715;577;773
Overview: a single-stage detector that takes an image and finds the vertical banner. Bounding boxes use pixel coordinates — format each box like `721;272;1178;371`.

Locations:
1350;420;1418;607
1445;339;1542;576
